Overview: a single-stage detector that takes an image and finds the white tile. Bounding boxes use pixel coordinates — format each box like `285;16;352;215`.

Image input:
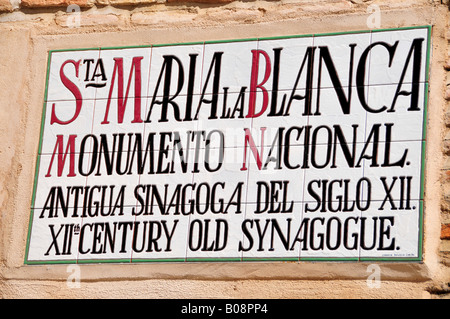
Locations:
136;155;194;187
136;155;195;212
191;146;248;212
26;210;82;262
241;203;302;260
217;125;265;152
364;83;426;142
194;92;253;149
246;144;306;205
241;130;306;176
307;86;368;145
358;200;422;259
251;86;369;149
131;213;190;261
143;94;199;145
302;176;369;215
148;44;204;99
307;116;367;147
312;32;372;90
133;179;199;217
303;140;365;174
32;154;88;209
302;142;367;214
89;97;145;152
368;28;429;86
362;140;424;201
298;211;361;260
33;154;135;215
75;212;137;262
202;40;258;94
250;93;310;148
257;36;315;92
132;138;203;185
47;50;102;102
40;99;96;155
186;204;245;260
84;158;140;207
96;47;152;100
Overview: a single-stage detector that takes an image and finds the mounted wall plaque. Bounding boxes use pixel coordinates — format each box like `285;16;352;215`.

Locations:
25;26;431;264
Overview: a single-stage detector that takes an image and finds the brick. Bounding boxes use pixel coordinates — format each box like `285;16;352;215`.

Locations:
444;142;450;156
0;11;54;22
445;59;450;71
441;254;450;267
97;0;156;5
444;170;450;183
55;11;121;27
443;187;450;204
21;0;93;8
131;10;197;25
446;87;450;101
445;108;450;127
440;240;450;252
168;0;233;3
444;132;450;155
349;0;369;3
0;0;13;12
442;213;450;225
442;224;450;240
443;157;450;170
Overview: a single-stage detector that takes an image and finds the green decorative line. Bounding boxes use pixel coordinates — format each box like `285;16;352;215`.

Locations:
76;259;132;264
418;200;424;260
44;25;432;53
359;257;422;262
422;83;429;142
25;259;78;265
419;83;429;203
204;38;259;45
49;47;101;53
99;45;152;51
370;25;432;33
425;25;432;84
313;29;371;38
257;33;314;42
43;52;52;103
299;257;359;262
131;258;186;263
241;257;299;262
185;258;242;262
420;140;426;201
416;25;431;262
152;41;205;48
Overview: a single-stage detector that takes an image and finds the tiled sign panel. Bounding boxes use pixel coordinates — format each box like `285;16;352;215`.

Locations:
26;27;431;264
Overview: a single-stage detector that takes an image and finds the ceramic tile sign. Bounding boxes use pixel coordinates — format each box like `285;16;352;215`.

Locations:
25;26;431;264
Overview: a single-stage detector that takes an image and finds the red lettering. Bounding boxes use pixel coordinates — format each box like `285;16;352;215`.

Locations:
247;50;271;118
50;60;83;125
46;135;77;177
241;127;266;171
102;56;144;124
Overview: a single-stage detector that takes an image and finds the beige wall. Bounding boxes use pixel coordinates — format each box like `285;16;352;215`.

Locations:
0;0;449;298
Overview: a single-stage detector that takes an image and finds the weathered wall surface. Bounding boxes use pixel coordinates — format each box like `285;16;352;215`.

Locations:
0;0;449;299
